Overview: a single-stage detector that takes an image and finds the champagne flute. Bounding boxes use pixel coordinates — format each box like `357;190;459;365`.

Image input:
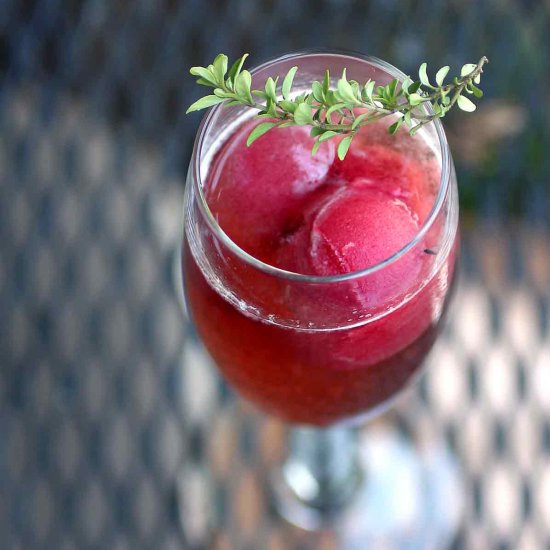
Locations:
182;51;460;545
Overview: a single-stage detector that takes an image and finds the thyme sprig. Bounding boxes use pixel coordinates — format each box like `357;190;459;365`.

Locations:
187;53;488;160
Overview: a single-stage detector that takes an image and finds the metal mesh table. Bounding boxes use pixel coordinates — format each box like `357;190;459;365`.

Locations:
179;226;550;549
1;1;549;548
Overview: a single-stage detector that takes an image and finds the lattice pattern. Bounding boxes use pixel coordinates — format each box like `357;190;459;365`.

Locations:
180;230;550;549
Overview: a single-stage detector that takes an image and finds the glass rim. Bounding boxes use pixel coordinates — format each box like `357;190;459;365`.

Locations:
190;49;453;283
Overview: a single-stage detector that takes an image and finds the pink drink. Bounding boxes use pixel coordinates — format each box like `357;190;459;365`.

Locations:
184;118;457;426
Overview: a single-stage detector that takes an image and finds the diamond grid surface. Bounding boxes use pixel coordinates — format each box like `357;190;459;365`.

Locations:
179;248;550;549
1;1;550;549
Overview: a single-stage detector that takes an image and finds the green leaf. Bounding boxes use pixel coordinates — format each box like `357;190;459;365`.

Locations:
311;140;322;156
435;66;450;86
294;103;314;125
310;127;324;137
388;118;403;134
469;84;483;98
225;100;245;107
278;121;295;128
401;76;412;94
186;95;226;113
457;95;476;112
351;112;369;130
264;77;277;102
235;70;253;101
322;70;330;95
227;54;249;82
279;100;297;113
212;54;228;84
196;78;216;87
461;63;477;77
337;135;353;160
419;63;431;87
246;122;277;146
404;111;412;126
213;89;234;98
337;70;357;103
318;130;340;142
408;81;422;94
190;67;218;87
408;93;426;106
266;99;277;117
363;80;375;101
350;80;361;96
325;103;345;121
387;79;398;98
282;66;298;100
311;81;324;102
324;90;337;106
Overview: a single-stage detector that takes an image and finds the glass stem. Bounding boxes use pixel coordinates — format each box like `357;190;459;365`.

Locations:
282;425;363;515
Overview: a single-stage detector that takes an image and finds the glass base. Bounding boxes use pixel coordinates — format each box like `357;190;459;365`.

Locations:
273;427;464;549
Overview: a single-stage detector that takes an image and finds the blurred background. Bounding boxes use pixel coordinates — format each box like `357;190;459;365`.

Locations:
0;0;549;548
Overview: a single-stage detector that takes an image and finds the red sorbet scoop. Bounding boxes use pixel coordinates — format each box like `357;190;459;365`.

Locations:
206;122;335;259
310;186;420;276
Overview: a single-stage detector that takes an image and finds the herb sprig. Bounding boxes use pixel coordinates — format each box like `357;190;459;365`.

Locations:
187;53;488;160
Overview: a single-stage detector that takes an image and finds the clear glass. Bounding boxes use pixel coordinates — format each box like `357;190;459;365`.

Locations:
181;51;460;544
